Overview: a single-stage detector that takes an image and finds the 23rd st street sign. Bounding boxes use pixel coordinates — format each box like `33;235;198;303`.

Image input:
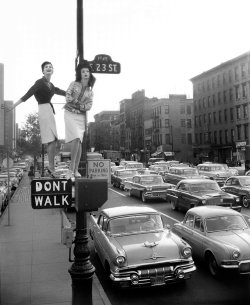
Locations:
31;179;72;209
88;54;121;74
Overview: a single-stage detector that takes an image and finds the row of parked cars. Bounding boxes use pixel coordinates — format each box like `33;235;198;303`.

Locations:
89;160;250;288
0;161;28;215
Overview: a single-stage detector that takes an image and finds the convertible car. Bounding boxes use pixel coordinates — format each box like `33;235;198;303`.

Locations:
89;206;196;288
172;206;250;277
166;179;241;212
124;174;174;202
221;176;250;208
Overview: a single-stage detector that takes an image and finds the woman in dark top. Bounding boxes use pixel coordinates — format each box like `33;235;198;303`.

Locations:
11;61;66;177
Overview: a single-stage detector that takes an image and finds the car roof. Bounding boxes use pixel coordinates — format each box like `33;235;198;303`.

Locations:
178;178;214;184
187;206;240;218
102;206;158;218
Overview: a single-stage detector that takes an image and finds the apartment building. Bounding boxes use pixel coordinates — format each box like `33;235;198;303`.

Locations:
191;51;250;164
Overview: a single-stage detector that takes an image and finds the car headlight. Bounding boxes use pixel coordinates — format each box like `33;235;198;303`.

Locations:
116;255;126;266
182;247;192;258
232;250;240;259
146;186;152;191
235;197;240;202
201;199;206;205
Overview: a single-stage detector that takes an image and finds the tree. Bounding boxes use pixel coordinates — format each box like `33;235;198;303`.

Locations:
17;112;42;156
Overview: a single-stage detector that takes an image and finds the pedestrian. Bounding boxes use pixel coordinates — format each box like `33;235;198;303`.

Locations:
28;164;34;181
10;61;66;178
64;60;96;179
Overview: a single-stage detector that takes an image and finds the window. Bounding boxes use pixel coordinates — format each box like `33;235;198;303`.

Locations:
199;115;202;127
207;96;211;108
224;109;227;122
184;214;195;228
187;119;192;128
165;119;170;127
243;104;248;119
203;98;206;108
244;124;248;140
208;113;211;125
219;130;223;144
187;105;191;114
217;74;220;87
225;130;228;144
241;63;246;78
207;79;210;90
213;112;216;124
187;133;192;144
212;77;215;89
231;129;235;142
195;116;198;127
223;72;226;85
203;114;206;124
195;133;199;145
200;133;203;144
212;94;216;106
223;91;227;104
214;131;217;144
236;106;241;120
230;108;234;121
235;85;240;100
228;70;232;83
234;66;239;81
218;110;222;123
181;119;186;127
229;88;233;102
242;83;247;98
165;105;169;114
165;134;170;144
218;92;221;104
237;125;241;140
194;217;204;232
180;105;185;114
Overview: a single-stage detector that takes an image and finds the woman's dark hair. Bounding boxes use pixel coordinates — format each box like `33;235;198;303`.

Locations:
41;61;53;71
75;60;96;88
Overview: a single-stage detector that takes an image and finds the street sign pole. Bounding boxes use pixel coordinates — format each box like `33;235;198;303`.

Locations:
68;2;95;305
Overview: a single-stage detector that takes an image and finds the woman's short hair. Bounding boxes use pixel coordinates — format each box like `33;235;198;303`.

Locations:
75;60;96;88
41;61;53;71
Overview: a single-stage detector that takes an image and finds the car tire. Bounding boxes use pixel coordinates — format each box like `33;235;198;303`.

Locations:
129;189;133;197
170;200;178;211
141;192;147;203
242;196;250;208
208;254;220;278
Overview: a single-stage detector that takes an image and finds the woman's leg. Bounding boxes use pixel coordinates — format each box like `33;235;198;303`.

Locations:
75;141;82;174
70;138;81;172
47;140;56;171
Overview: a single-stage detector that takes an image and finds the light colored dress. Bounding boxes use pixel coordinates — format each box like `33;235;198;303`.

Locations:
64;81;93;143
38;104;58;144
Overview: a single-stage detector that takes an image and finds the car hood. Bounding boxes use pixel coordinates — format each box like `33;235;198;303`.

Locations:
113;231;182;265
210;230;250;254
194;190;233;198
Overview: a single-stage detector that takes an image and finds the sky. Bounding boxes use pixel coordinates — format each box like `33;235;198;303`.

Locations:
1;0;250;139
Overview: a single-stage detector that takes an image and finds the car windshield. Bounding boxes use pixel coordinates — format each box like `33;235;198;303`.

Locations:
118;170;136;177
238;177;250;186
182;168;199;175
189;182;221;192
108;214;163;235
140;176;163;185
206;215;248;232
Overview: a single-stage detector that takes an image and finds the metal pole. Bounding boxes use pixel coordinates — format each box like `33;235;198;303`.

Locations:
42;144;45;177
7;149;10;226
69;2;95;304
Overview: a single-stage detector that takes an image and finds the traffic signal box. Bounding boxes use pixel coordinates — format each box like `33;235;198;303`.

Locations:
75;178;108;212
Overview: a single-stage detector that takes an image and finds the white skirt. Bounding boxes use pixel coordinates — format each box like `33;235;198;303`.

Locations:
38;104;58;144
64;110;86;143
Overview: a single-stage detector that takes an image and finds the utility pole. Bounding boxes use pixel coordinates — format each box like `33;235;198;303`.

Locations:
68;2;95;305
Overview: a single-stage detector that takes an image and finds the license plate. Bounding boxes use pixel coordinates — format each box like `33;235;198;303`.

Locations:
151;275;165;286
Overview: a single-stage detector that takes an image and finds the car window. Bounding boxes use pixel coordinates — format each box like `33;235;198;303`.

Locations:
184;214;195;228
231;178;240;186
194;217;204;232
205;215;248;232
225;178;232;186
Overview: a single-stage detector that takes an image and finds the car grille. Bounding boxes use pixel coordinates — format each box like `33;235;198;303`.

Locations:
239;261;250;274
207;198;234;206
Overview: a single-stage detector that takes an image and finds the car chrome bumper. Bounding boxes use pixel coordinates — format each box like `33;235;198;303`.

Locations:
221;260;250;274
110;263;196;287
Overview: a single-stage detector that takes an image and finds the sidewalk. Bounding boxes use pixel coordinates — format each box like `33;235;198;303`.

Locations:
0;174;111;305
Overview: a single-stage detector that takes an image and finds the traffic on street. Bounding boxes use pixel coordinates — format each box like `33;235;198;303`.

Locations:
66;181;250;305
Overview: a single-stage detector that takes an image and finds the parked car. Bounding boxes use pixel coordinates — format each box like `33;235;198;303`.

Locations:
147;157;165;167
124;162;144;170
0;181;8;214
111;169;138;189
0;173;19;190
111;165;125;173
125;174;174;202
196;163;232;186
166;179;241;212
172;206;250;277
89;205;196;288
163;166;208;184
221;176;250;208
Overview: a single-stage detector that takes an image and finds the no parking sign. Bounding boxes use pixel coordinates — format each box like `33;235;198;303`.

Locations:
87;160;110;183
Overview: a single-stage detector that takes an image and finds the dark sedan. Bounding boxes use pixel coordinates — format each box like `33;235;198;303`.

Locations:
125;174;174;202
221;176;250;208
166;179;241;212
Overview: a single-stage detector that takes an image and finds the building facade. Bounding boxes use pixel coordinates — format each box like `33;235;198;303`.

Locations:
191;51;250;164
